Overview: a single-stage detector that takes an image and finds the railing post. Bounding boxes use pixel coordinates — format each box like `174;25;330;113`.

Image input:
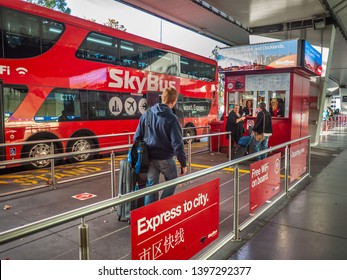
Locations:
233;164;241;241
79;217;90;260
50;142;56;189
208;125;212;152
110;151;116;198
284;145;290;197
228;132;231;161
307;137;311;177
188;139;192;174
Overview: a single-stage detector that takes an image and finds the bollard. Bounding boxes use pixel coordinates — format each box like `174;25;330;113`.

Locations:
79;217;90;260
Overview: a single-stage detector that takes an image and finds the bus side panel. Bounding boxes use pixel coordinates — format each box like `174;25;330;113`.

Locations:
0;80;5;161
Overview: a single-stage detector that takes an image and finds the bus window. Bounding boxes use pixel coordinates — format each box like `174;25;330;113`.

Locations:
174;94;184;127
2;7;64;58
180;56;216;82
120;40;151;70
146;92;159;107
3;85;28;121
150;50;178;75
76;32;118;64
35;89;80;122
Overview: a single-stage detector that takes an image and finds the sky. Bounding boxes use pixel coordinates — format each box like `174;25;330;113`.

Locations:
63;0;328;76
64;0;225;59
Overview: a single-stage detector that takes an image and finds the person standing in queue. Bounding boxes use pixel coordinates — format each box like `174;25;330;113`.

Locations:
134;87;187;205
252;102;273;160
225;104;246;148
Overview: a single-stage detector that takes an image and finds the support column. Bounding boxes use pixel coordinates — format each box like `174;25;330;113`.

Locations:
312;25;336;146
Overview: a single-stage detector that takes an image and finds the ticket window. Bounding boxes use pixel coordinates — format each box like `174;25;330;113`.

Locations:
227;90;288;117
227;91;258;116
269;91;287;117
226;91;239;115
240;91;256;116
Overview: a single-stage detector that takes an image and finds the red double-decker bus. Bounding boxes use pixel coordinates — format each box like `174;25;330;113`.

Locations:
0;0;218;168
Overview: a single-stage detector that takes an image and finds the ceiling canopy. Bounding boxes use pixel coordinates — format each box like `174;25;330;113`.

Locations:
117;0;347;88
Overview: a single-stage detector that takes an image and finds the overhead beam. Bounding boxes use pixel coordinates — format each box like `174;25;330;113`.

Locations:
250;16;334;35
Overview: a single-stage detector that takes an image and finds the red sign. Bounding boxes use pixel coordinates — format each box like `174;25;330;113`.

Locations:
72;193;97;200
290;141;308;183
225;75;245;91
250;153;281;213
131;178;220;260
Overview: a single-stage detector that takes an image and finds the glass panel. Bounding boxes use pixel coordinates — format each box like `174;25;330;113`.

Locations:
2;7;64;58
3;85;28;121
76;32;118;64
150;50;177;74
120;40;151;70
179;97;212;118
256;91;265;105
269;91;286;117
180;56;216;81
240;91;255;116
35;89;80;122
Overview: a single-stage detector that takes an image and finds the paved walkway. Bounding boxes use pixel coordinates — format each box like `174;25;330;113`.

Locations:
227;127;347;259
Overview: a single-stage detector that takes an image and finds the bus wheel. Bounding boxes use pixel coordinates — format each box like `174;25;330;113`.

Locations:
25;143;53;169
68;139;94;163
184;126;196;143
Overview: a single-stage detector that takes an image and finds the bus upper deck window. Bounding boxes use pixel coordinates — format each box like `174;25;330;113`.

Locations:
3;7;64;58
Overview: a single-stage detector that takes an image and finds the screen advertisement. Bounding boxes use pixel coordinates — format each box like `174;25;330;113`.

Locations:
218;40;299;72
303;40;322;76
131;178;220;260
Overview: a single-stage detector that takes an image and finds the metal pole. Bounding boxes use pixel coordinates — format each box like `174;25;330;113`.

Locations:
79;217;90;260
208;126;212;152
233;164;241;241
307;138;311;177
284;145;290;197
228;133;231;160
188;140;192;174
110;151;116;198
50;142;56;189
217;129;220;153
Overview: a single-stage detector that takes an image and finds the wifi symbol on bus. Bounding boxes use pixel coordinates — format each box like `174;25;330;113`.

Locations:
16;67;28;76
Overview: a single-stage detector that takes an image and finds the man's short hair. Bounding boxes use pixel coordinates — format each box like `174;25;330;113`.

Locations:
259;102;266;110
162;87;178;104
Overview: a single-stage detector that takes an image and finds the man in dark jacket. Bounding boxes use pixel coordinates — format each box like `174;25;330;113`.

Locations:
252;102;273;160
134;87;187;205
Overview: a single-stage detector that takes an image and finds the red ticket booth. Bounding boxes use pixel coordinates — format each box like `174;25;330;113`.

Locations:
216;39;322;150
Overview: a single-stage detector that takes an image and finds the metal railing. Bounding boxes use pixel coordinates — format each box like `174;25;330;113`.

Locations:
0;126;214;195
0;134;311;260
321;114;347;132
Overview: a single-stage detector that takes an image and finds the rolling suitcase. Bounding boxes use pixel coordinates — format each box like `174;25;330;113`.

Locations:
231;144;247;160
117;159;145;222
231;136;253;160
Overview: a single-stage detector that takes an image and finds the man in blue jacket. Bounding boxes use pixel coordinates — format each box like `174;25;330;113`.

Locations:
134;87;187;205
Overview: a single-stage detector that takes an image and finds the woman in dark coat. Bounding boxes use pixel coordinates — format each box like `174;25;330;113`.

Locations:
225;104;246;148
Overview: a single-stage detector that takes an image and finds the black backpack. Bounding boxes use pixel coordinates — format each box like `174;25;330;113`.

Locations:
128;109;151;174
